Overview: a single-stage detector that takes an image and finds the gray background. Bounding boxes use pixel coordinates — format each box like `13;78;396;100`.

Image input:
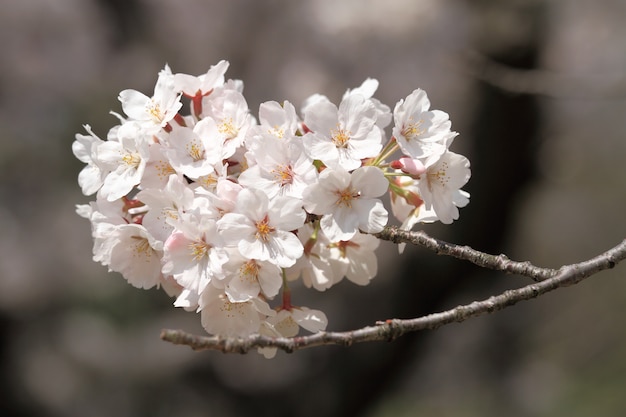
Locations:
1;0;626;416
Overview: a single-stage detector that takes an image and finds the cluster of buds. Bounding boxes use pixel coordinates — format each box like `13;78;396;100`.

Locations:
73;61;470;357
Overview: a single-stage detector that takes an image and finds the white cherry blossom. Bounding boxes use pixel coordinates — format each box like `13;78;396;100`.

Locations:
239;135;317;199
303;166;389;241
417;151;471;224
287;223;336;291
302;94;382;171
199;285;274;338
136;174;195;243
221;249;282;302
328;232;380;286
257;100;299;139
118;65;182;130
105;223;164;289
392;88;452;163
73;60;473;346
218;188;305;268
96;122;149;201
174;60;229;97
72;124;108;196
162;213;228;303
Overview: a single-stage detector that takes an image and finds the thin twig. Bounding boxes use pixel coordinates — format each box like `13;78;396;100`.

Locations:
161;237;626;354
376;226;556;281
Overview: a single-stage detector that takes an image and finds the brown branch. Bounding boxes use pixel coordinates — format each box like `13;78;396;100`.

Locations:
376;226;556;281
161;237;626;354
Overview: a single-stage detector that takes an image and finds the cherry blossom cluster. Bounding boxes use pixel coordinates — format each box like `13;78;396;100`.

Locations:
73;61;470;357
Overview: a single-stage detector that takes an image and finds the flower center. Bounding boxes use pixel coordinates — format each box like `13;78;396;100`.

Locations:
331;127;351;148
239;260;260;282
401;118;423;141
198;173;218;190
131;236;153;259
272;164;294;186
122;152;142;168
147;100;165;123
427;161;450;188
269;125;285;139
335;187;360;208
255;215;275;242
189;240;209;260
218;117;239;139
186;138;205;161
331;240;360;258
155;159;176;179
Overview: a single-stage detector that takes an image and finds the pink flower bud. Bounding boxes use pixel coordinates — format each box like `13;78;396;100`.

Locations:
392;156;426;176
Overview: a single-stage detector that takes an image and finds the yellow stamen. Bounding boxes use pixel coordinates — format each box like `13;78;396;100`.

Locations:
218;117;239;139
122;152;141;168
239;260;260;283
147;100;165;123
335;188;360;208
331;126;351;148
271;164;294;186
427;161;450;188
189;240;209;261
131;236;153;260
255;216;275;242
401;118;424;141
186;139;205;161
269;126;285;139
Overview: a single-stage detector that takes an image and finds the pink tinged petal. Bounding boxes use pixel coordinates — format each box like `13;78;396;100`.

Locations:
238;238;270;262
320;209;358;242
291;308;328;333
394;156;426;176
269;196;306;231
303;257;335;291
162;232;193;273
400;89;431;117
348;128;383;158
194;118;223;165
353;199;388;233
109;227;162;289
454;190;470;208
338;94;376;139
344;78;379;100
118;89;152;120
302;133;339;163
267;310;300;337
226;263;261;302
218;213;255;244
302;183;334;214
303;100;338;133
257;262;283;298
272;231;304;267
200;288;261;337
78;165;104;195
173;288;199;310
335;148;361;171
235;188;269;222
100;169;140;201
350;166;389;198
346;253;378;286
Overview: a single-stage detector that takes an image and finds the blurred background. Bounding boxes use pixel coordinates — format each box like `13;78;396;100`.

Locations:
1;0;626;416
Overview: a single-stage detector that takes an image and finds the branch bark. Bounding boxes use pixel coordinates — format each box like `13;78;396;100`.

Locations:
161;227;626;354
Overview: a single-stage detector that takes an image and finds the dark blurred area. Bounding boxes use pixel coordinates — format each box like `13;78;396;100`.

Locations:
2;1;626;416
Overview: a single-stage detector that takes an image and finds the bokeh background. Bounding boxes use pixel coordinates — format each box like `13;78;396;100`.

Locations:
1;0;626;416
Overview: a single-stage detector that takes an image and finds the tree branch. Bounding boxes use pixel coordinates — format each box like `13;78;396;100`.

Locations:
376;226;556;281
161;232;626;354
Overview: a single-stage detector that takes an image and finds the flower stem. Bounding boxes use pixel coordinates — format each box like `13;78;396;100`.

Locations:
370;137;399;167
